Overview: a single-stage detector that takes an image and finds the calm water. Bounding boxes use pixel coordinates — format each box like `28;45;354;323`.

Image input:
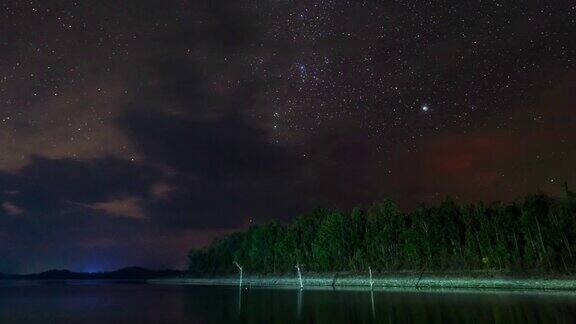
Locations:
1;281;576;323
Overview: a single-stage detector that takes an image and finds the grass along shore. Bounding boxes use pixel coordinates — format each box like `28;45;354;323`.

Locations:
149;272;576;291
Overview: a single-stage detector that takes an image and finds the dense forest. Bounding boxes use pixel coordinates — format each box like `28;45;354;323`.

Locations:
188;186;576;275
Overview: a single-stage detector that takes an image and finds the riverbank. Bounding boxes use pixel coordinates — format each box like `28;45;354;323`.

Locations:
149;273;576;291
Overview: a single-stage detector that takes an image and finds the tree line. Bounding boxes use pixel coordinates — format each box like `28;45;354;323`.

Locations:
188;186;576;275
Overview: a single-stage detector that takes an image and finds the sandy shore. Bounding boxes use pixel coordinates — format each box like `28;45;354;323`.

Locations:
149;274;576;291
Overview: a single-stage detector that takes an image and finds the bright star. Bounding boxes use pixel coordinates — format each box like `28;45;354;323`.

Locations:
422;105;429;112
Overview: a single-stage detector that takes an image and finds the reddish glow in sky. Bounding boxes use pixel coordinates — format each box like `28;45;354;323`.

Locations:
0;1;574;273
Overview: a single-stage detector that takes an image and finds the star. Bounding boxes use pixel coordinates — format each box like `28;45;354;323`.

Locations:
422;105;429;112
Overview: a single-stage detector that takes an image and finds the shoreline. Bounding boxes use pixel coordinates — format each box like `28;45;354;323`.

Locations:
149;274;576;292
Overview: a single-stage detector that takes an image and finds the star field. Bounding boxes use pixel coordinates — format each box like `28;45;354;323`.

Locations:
0;0;575;272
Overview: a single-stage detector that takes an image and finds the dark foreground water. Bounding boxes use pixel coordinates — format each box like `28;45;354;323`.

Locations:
1;281;576;323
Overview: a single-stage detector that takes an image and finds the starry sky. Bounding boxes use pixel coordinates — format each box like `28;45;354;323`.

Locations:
0;1;575;273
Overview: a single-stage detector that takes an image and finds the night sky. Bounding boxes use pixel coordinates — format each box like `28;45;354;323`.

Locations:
0;1;575;273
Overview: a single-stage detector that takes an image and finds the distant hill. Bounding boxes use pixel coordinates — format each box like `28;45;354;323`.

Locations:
0;267;183;280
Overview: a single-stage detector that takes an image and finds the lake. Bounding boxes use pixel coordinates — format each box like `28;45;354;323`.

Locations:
1;281;576;323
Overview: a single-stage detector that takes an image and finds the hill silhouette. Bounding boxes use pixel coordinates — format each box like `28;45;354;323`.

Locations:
0;266;182;280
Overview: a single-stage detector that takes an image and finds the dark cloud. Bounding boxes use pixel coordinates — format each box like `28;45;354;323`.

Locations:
122;108;307;228
0;0;574;272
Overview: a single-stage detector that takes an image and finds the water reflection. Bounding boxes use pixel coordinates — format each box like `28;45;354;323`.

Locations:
297;289;303;320
1;282;576;323
370;290;375;321
237;286;242;314
179;286;576;323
